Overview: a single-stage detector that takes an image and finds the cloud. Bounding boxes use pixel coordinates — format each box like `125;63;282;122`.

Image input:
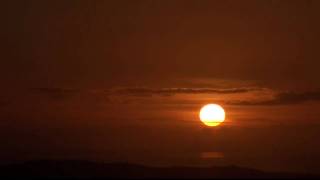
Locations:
112;87;263;96
29;86;264;103
228;90;320;106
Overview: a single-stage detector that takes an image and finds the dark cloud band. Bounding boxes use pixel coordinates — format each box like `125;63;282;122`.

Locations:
112;87;263;96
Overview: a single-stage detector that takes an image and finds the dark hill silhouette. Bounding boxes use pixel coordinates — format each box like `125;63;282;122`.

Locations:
0;160;318;178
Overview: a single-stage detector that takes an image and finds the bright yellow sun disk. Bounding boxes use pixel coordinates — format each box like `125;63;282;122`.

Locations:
199;104;225;127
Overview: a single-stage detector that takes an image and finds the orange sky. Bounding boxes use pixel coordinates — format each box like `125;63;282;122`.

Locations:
1;0;320;174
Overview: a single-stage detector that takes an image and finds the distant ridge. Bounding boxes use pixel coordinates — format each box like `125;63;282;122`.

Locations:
0;160;318;178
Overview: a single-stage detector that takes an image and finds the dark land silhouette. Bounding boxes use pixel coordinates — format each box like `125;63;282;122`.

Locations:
0;160;318;179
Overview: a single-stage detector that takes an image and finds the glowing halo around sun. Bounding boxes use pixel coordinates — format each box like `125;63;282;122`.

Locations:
199;104;225;127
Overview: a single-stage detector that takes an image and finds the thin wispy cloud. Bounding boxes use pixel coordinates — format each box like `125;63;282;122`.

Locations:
31;87;264;97
110;87;264;96
228;90;320;106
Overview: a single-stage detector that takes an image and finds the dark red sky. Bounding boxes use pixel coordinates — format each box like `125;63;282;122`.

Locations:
1;0;320;173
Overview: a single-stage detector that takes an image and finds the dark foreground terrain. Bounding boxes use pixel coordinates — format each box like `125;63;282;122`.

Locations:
0;160;318;178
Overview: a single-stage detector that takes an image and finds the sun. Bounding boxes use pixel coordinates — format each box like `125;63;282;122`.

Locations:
199;104;225;127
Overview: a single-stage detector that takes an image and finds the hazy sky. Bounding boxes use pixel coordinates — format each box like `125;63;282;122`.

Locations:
1;0;320;173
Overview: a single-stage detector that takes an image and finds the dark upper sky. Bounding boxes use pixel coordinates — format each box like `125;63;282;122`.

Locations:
1;0;320;174
2;0;320;89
